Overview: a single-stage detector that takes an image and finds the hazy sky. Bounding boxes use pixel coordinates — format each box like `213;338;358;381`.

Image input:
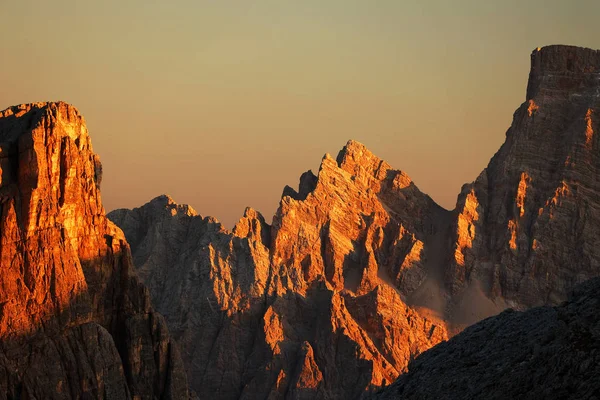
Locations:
2;1;600;227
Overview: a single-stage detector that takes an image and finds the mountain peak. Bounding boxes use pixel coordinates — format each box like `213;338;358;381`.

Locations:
233;207;271;246
526;44;600;100
1;101;80;117
147;194;198;216
96;46;600;399
0;102;189;398
150;193;176;204
0;101;91;157
337;139;369;158
282;140;416;204
333;139;399;185
336;139;377;166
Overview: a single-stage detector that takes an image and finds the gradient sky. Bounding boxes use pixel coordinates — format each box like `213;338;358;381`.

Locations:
2;1;600;228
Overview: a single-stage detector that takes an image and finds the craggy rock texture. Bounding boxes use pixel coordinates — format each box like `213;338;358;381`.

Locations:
108;142;449;399
0;102;188;399
109;45;600;399
446;45;600;319
374;277;600;400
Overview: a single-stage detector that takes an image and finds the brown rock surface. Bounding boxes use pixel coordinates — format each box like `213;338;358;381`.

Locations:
108;45;600;399
0;102;188;399
108;142;449;399
377;43;600;399
446;45;600;322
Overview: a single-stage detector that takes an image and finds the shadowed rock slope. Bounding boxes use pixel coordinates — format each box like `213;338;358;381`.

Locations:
374;43;600;400
447;45;600;319
374;277;600;400
108;44;600;399
108;144;449;399
0;102;188;399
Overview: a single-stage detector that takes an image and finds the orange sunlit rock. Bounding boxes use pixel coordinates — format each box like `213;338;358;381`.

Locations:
109;139;449;398
291;342;323;391
400;240;424;274
454;189;479;266
527;99;539;116
0;102;188;398
516;172;530;217
444;45;600;313
508;219;518;251
547;181;570;207
103;45;600;399
586;108;594;147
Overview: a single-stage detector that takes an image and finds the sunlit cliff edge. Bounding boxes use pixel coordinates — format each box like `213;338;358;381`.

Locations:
0;102;188;399
1;43;599;400
107;44;600;399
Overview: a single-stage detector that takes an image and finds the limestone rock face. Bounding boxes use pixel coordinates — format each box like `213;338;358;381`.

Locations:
0;102;188;399
446;45;600;315
271;142;450;300
109;45;600;399
374;277;600;400
109;197;273;398
108;142;449;399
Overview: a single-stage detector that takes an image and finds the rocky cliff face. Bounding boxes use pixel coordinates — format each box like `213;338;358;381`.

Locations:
108;142;449;399
108;44;600;399
0;102;188;399
374;277;600;399
446;45;600;319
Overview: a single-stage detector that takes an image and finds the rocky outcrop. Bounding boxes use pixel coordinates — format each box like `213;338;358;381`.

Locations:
0;102;188;399
108;44;600;399
446;45;600;320
108;142;449;399
270;143;450;300
109;196;273;398
374;277;600;400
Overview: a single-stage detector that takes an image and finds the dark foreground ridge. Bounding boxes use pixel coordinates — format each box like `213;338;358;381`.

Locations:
375;277;600;400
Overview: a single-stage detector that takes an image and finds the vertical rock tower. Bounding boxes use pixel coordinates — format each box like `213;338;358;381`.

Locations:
0;102;188;399
447;45;600;311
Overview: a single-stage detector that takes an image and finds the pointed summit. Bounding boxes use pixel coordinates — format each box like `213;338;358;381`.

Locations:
335;139;393;181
